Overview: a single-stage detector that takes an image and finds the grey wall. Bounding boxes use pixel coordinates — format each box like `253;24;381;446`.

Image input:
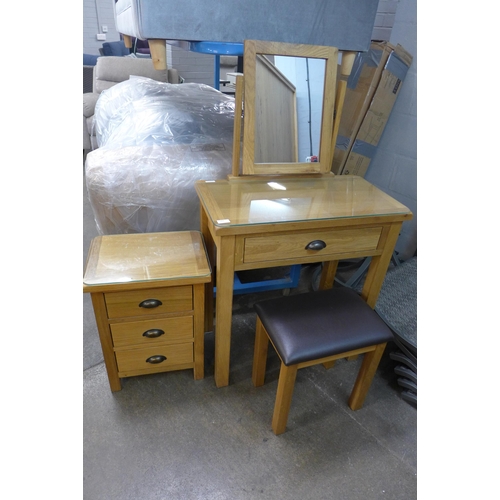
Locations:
83;0;121;55
363;0;417;260
372;1;399;41
166;45;214;86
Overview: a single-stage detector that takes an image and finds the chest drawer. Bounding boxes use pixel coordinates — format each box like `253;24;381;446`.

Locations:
111;316;194;348
105;286;193;319
115;343;194;373
241;227;383;264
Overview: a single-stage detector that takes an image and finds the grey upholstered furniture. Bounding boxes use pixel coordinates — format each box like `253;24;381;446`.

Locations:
113;0;380;71
83;54;99;93
113;0;379;51
83;56;179;151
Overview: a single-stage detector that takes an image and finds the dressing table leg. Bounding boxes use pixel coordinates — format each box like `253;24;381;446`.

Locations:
214;235;236;388
318;260;338;290
361;222;402;308
200;207;214;333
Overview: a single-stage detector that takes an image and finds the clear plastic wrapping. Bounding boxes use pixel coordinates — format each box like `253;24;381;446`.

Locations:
94;77;235;148
85;78;236;234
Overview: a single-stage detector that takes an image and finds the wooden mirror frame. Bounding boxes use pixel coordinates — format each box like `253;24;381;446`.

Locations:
241;40;338;176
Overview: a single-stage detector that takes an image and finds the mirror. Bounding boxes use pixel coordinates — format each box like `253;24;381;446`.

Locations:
254;54;325;164
242;40;338;176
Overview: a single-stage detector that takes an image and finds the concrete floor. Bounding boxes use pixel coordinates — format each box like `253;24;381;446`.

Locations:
83;171;417;500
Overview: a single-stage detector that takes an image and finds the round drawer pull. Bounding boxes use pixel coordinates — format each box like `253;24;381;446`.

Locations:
146;355;167;364
142;329;165;339
139;298;163;309
305;240;326;250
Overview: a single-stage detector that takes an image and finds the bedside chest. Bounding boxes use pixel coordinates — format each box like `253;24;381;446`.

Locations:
83;231;211;392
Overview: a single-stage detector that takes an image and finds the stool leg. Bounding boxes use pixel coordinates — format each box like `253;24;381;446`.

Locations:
272;363;298;435
252;317;269;387
348;343;387;411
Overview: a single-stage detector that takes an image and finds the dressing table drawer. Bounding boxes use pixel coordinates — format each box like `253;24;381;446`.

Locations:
240;227;383;264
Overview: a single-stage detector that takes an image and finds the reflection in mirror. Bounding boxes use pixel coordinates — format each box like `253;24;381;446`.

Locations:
255;55;326;164
254;55;297;164
242;40;338;176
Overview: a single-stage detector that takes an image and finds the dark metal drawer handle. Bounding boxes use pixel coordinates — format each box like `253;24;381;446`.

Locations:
305;240;326;250
139;299;163;309
146;355;167;364
142;329;165;339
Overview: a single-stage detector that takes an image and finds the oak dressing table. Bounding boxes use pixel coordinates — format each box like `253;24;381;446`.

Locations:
195;175;412;388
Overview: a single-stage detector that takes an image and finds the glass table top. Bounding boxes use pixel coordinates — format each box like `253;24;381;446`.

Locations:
195;175;411;227
83;231;211;287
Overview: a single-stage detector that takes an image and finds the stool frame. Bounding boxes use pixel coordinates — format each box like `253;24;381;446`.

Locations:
252;317;388;435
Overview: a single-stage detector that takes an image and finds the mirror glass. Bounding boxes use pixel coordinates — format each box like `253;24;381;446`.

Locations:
254;55;325;164
242;40;338;176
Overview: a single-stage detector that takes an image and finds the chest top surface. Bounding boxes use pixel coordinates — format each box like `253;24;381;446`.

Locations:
83;231;211;289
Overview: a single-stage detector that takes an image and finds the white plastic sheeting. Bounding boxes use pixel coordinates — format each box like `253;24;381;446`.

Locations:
85;77;235;234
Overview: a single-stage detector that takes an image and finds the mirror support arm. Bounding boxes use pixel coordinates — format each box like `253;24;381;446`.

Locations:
231;74;245;178
331;51;357;173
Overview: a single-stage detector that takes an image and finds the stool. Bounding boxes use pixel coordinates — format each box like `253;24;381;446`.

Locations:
252;287;393;435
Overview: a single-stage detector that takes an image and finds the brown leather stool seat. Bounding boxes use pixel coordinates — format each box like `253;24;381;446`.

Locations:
252;286;393;435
